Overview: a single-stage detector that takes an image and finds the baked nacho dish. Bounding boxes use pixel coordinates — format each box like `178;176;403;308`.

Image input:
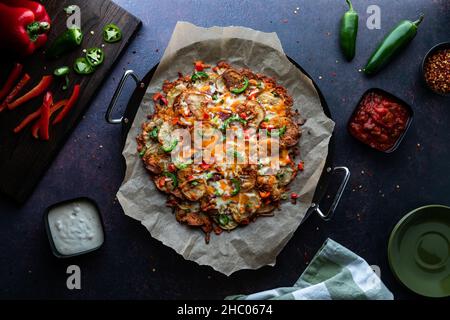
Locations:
136;61;304;243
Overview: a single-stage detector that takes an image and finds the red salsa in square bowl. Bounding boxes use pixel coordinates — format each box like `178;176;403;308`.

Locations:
348;88;413;153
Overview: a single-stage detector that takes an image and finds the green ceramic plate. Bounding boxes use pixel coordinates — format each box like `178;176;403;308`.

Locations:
388;205;450;298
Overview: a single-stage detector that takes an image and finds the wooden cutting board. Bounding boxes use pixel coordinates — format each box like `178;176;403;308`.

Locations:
0;0;141;203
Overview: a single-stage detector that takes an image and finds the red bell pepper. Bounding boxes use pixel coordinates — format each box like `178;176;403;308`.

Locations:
32;91;52;140
0;63;23;102
30;99;67;137
53;84;80;124
7;75;53;110
0;73;31;112
0;0;51;56
15;99;67;134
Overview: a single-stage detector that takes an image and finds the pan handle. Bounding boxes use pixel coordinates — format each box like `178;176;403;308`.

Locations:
106;70;141;124
311;166;350;221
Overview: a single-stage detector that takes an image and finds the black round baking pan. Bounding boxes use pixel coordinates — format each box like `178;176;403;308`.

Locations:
106;56;350;223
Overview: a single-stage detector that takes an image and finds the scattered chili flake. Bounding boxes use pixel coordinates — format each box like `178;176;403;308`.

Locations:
291;192;299;199
298;161;304;171
424;48;450;94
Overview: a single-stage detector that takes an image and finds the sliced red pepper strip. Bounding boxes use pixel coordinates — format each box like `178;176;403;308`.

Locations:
15;99;67;134
30;99;67;137
0;73;31;112
52;84;80;124
8;75;53;110
0;63;23;102
14;109;40;134
36;92;52;140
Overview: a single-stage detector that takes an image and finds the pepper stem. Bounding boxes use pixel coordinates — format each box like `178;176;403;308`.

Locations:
413;14;424;26
346;0;354;11
27;21;51;41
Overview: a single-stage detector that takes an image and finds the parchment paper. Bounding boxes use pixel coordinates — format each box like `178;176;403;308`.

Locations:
117;22;335;275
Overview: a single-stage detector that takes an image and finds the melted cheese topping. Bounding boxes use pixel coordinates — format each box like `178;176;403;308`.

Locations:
139;61;301;238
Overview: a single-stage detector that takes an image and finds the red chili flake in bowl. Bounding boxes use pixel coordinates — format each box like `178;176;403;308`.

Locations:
424;49;450;94
348;90;412;152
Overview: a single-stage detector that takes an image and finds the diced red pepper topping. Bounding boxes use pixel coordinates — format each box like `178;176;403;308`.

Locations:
194;61;204;71
200;162;211;170
158;177;166;188
168;164;176;172
152;92;168;106
298;161;304;171
194;61;210;72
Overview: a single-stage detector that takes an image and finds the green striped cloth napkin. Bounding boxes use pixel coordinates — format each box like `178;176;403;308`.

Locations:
226;239;393;300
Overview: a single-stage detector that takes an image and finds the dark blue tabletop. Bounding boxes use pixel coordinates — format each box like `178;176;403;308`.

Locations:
0;0;449;300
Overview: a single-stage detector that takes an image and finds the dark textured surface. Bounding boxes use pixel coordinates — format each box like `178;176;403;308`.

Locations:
0;0;449;300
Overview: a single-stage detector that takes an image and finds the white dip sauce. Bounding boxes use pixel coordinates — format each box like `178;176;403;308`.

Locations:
47;200;104;256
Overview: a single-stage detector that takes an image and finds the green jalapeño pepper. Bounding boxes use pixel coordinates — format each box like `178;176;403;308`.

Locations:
86;48;105;67
103;23;122;43
221;114;247;131
149;127;159;140
218;214;230;226
163;172;178;189
339;0;358;61
161;139;178;152
364;14;424;75
46;28;83;59
74;57;95;75
268;125;286;137
191;72;209;82
54;66;70;90
230;178;241;196
139;146;147;157
231;78;249;94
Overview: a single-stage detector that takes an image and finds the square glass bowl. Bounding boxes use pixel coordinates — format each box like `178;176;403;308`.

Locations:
44;197;105;258
348;88;414;153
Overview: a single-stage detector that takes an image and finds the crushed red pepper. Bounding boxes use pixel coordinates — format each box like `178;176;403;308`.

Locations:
348;91;410;152
424;48;450;94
